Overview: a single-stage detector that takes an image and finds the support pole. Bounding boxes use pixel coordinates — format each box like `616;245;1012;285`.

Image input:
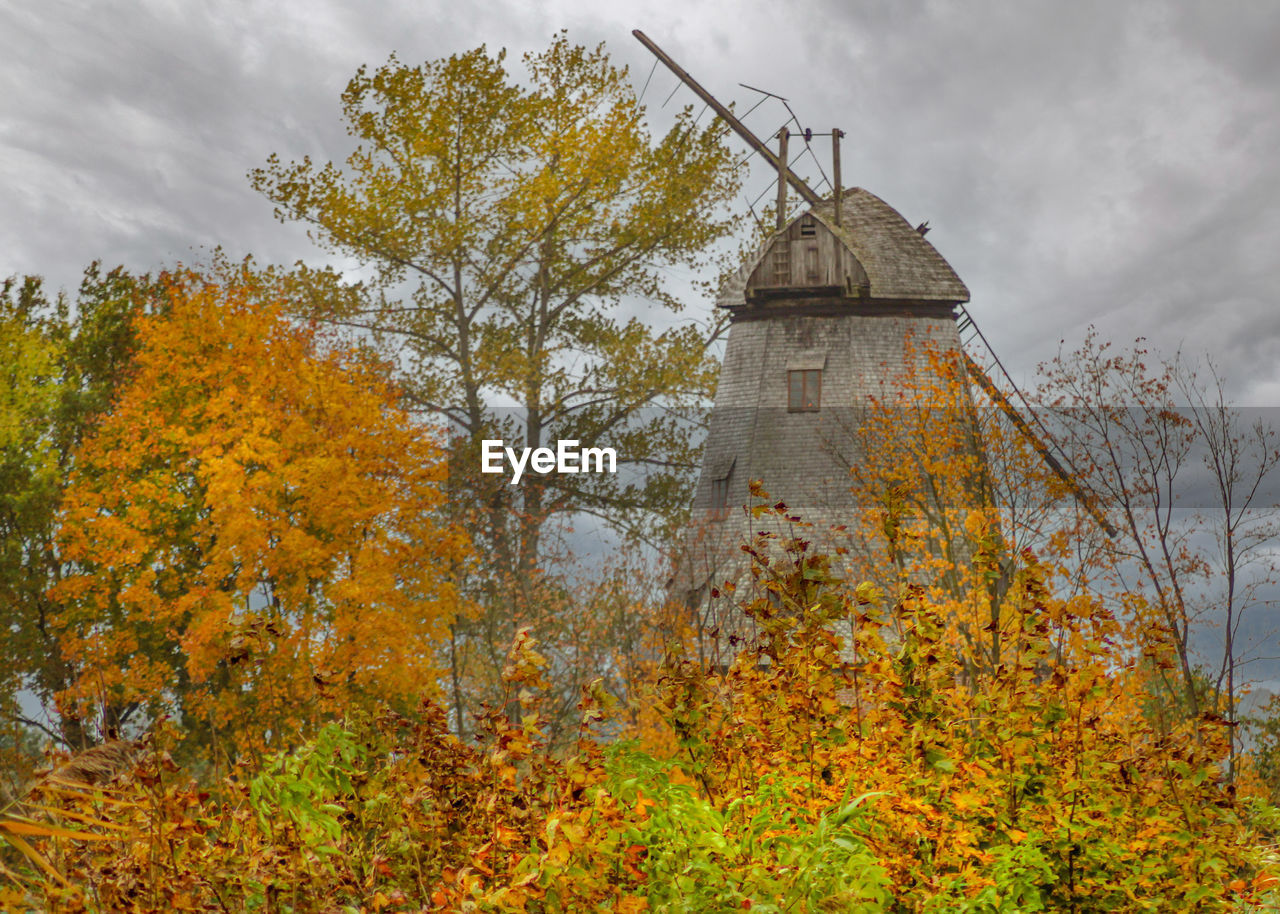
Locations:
775;128;789;232
632;30;821;206
832;128;843;226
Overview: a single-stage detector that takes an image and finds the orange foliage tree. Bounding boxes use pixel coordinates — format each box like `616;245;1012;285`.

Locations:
845;340;1088;667
52;272;470;760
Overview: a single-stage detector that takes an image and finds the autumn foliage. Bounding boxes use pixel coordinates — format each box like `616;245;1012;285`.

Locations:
3;306;1279;910
4;292;1279;910
651;506;1268;910
8;24;1280;908
5;501;1279;910
50;272;470;759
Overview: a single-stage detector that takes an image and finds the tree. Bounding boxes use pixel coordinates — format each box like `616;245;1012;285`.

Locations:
833;329;1280;782
1176;361;1280;774
51;271;470;761
802;336;1082;680
1036;332;1280;772
0;282;63;773
0;265;153;755
249;34;742;723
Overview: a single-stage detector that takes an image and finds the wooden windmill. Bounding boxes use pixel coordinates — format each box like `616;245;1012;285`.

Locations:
635;32;1111;652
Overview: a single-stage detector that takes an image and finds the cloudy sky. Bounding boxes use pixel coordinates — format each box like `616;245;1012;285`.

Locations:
3;0;1279;401
5;2;1280;685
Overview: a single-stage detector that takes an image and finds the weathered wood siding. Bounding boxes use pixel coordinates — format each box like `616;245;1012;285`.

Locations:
744;215;870;299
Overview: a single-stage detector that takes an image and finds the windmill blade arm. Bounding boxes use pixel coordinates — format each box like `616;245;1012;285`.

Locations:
962;351;1118;538
632;29;822;206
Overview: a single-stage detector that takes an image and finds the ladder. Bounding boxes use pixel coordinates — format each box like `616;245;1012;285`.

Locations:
955;304;1117;538
771;239;791;285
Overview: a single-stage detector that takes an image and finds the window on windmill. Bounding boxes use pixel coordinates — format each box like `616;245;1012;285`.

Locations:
799;215;817;237
788;369;821;411
710;475;731;520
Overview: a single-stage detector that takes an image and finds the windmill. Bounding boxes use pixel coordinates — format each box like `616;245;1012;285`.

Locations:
634;31;1113;653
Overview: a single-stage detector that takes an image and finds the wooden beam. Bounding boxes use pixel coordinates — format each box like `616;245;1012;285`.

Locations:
775;128;789;231
632;30;822;206
961;351;1118;538
832;128;843;226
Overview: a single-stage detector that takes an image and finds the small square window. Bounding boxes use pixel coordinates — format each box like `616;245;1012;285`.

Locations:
788;369;821;411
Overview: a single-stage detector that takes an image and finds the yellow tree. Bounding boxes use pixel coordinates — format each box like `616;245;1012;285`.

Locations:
1;265;157;758
250;35;741;728
0;282;64;780
53;271;470;760
831;336;1092;685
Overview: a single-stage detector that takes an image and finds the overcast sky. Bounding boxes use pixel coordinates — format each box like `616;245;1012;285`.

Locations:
3;1;1279;401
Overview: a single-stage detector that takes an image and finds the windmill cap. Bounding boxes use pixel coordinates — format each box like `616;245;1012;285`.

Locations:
717;187;970;308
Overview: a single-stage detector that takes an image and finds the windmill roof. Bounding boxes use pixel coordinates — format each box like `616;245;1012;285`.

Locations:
716;187;970;308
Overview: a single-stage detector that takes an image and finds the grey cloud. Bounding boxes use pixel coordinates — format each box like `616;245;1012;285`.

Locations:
1;0;1277;403
1;0;1277;679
